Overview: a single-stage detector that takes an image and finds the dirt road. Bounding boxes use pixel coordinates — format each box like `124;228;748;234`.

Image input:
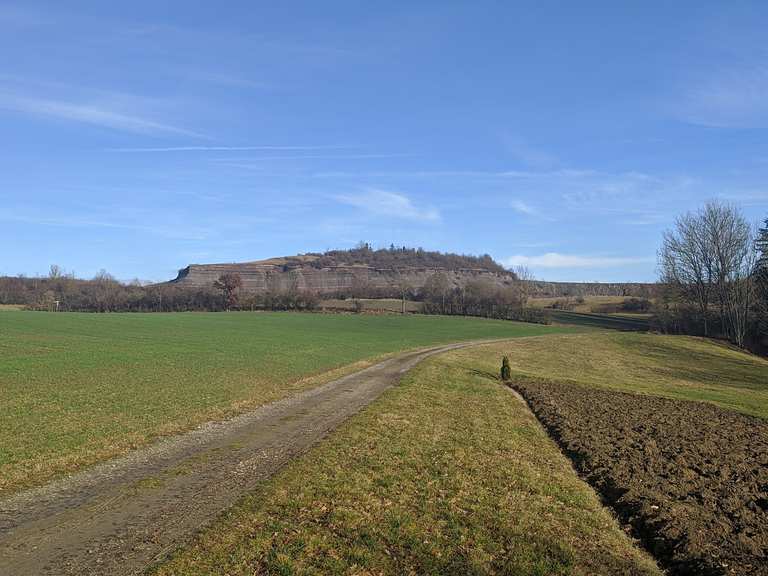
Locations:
0;342;482;576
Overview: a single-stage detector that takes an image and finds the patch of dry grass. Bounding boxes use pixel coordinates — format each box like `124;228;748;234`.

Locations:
528;295;630;313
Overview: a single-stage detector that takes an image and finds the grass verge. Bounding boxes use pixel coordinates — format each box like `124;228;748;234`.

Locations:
152;348;661;576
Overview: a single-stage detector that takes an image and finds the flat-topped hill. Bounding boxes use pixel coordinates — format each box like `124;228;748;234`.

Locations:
168;247;516;295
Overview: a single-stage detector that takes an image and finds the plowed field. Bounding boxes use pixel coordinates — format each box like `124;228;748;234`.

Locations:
514;380;768;576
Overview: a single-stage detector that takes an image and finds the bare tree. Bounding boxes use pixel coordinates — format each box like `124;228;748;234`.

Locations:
723;234;758;348
48;264;64;279
350;274;373;299
392;270;413;314
701;201;751;338
213;273;243;310
659;210;714;334
513;265;535;310
757;217;768;280
660;201;758;347
756;218;768;340
91;269;119;312
422;271;451;314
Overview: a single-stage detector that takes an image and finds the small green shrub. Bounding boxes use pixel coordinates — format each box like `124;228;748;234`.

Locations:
500;356;512;381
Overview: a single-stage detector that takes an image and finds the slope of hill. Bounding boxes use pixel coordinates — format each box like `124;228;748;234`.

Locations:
169;247;516;296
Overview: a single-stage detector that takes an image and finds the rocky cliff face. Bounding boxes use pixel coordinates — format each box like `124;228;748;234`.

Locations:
168;255;516;295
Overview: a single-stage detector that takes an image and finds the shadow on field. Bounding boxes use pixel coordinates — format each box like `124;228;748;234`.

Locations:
550;310;650;331
468;368;499;382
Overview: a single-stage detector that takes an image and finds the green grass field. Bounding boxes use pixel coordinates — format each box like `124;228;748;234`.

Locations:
320;298;423;313
153;347;662;576
0;311;579;494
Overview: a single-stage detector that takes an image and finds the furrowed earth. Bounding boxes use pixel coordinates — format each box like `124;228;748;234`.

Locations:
513;380;768;576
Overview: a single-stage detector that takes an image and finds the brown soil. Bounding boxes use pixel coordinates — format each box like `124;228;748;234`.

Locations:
0;342;482;576
513;380;768;576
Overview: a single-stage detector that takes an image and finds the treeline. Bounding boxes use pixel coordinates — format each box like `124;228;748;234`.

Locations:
656;201;768;354
308;244;507;274
203;270;547;322
0;269;320;312
1;271;222;312
2;265;547;323
418;272;548;323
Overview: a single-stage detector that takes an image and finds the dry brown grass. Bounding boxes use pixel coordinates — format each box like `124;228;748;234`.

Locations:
528;295;630;313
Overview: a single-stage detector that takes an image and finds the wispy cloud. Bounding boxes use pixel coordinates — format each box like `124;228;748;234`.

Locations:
335;188;440;222
211;153;413;168
114;22;353;64
675;64;768;128
507;241;558;249
509;199;538;216
551;171;694;220
315;167;690;223
501;134;559;169
313;168;602;180
313;169;512;179
0;93;202;137
1;212;211;241
502;252;654;269
0;5;47;27
179;70;273;90
109;145;352;152
716;189;768;207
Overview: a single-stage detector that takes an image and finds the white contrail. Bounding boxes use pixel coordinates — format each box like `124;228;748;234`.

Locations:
108;145;353;152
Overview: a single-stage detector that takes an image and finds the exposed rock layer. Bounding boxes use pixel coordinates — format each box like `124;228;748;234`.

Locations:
168;256;516;294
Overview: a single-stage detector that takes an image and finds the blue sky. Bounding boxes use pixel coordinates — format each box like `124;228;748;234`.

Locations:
2;1;768;282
